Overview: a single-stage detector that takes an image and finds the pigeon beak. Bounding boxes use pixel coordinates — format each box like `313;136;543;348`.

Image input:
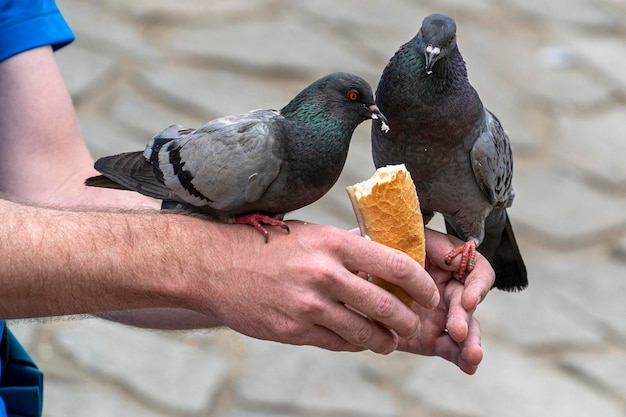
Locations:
368;104;390;133
424;45;441;75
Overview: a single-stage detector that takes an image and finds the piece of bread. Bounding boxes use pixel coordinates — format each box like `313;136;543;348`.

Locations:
346;164;425;307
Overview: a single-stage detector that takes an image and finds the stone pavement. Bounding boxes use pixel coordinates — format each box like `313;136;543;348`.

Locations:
8;0;626;415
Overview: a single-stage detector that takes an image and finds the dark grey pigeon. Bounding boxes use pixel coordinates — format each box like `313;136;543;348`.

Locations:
371;13;527;291
86;72;389;242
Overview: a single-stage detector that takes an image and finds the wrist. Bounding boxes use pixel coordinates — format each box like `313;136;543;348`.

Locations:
151;213;253;322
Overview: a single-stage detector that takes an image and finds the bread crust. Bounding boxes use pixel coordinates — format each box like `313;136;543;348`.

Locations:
347;164;425;306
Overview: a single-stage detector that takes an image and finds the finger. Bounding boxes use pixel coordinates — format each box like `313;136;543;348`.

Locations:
432;333;464;369
461;253;495;311
334;270;421;340
459;317;483;373
424;228;464;268
432;319;482;375
444;279;471;342
292;325;365;353
424;229;494;311
343;237;440;309
317;300;399;354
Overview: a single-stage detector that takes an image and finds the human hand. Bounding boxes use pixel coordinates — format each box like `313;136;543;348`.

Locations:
193;221;440;354
396;228;495;374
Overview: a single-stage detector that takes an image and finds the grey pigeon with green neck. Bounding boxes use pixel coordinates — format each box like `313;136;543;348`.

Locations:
371;13;527;291
86;72;388;242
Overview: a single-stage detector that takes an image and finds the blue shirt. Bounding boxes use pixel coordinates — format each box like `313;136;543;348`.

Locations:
0;2;74;415
0;323;43;417
0;0;75;62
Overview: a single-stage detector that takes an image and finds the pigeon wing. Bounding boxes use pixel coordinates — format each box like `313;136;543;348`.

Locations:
470;110;514;208
151;110;284;212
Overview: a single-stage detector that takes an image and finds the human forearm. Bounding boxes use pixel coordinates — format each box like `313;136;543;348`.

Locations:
0;46;156;210
0;198;221;319
0;47;204;329
0;46;86;201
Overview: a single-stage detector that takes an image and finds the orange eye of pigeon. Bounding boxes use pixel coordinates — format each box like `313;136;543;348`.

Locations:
348;90;360;101
420;27;424;36
449;34;456;43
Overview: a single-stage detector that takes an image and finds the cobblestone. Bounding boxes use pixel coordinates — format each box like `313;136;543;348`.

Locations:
45;380;169;417
512;165;626;244
236;339;396;417
563;351;626;400
402;339;624;417
55;45;116;102
501;0;619;28
55;319;230;414
558;107;626;187
563;34;626;89
140;66;292;117
477;272;604;349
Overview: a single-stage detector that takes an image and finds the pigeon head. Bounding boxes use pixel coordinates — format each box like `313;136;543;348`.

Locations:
417;13;458;75
282;72;389;135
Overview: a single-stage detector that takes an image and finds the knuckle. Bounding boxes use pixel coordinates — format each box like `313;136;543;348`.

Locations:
324;335;352;352
385;250;412;280
308;225;345;251
296;292;326;317
352;321;375;345
374;292;395;319
281;321;306;339
306;263;336;289
266;313;307;341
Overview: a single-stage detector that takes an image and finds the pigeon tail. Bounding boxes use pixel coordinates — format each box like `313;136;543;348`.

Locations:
86;151;173;201
490;214;528;291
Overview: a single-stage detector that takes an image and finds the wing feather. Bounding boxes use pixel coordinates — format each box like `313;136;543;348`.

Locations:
150;110;284;211
470;110;514;208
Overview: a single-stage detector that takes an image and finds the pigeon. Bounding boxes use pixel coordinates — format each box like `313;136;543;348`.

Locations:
371;13;527;291
86;72;389;242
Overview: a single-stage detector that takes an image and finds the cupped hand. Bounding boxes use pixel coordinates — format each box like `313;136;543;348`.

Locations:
397;228;495;374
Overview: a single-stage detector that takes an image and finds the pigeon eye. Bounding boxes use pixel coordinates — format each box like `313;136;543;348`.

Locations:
420;27;424;36
448;34;456;43
347;90;360;101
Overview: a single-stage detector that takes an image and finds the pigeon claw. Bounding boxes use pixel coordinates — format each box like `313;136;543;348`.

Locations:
444;239;478;282
235;213;290;243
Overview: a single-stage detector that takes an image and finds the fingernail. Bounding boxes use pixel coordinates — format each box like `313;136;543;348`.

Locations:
429;291;440;309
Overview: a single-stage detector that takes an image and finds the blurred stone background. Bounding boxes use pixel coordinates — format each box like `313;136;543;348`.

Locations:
8;0;626;416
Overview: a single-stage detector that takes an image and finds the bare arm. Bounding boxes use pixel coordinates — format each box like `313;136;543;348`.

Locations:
0;195;440;352
0;198;214;319
0;45;154;208
0;46;202;329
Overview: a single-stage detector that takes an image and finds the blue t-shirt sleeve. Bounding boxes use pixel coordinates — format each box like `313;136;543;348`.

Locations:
0;0;75;62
